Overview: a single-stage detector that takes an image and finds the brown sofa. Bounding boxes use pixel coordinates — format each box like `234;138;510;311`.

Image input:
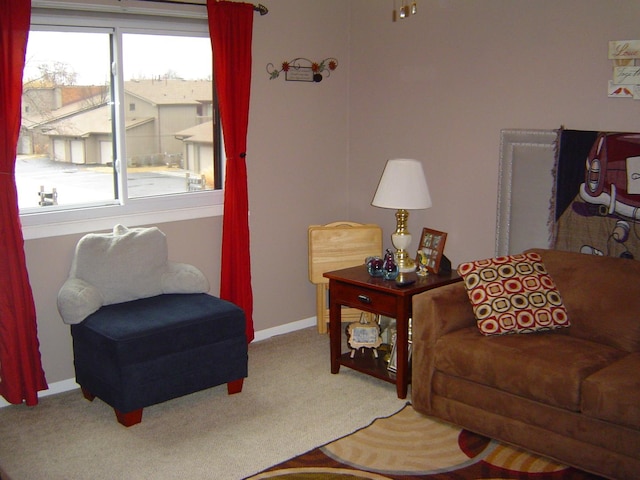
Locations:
411;248;640;480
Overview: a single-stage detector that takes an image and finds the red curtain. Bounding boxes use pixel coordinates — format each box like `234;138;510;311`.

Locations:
207;1;255;343
0;0;48;406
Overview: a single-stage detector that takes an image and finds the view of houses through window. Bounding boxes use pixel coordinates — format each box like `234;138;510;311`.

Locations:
17;26;219;213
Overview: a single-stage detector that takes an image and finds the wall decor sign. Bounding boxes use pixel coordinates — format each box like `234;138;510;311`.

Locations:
609;40;640;59
613;67;640;85
267;57;338;83
608;40;640;99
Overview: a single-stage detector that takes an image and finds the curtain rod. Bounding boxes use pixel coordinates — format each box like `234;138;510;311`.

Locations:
118;0;268;15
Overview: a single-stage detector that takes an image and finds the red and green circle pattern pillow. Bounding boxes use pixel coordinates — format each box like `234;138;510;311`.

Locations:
457;252;570;336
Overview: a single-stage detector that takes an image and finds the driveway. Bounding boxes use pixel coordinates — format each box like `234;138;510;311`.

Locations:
15;156;191;210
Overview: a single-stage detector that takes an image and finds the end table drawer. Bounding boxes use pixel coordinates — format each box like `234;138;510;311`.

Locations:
332;285;397;317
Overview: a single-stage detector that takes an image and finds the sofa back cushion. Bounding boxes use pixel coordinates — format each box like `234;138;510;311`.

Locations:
527;249;640;352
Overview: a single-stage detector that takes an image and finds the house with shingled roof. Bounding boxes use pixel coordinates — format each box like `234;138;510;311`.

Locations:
19;79;214;168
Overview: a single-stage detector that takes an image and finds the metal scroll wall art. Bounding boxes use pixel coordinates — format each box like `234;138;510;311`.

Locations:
267;57;338;83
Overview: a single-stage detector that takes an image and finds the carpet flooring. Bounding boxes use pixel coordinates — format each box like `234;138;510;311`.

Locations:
0;327;609;480
0;327;407;480
247;404;605;480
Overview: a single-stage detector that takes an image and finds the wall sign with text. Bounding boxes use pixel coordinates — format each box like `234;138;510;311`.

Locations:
267;57;338;83
608;40;640;99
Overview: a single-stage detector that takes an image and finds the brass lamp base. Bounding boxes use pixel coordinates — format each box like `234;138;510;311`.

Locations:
391;209;416;272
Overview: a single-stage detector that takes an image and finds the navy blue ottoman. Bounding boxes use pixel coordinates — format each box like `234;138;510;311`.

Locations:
71;293;247;426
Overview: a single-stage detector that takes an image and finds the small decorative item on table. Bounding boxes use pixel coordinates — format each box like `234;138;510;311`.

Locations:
346;314;382;358
416;228;448;275
382;249;399;280
366;256;384;277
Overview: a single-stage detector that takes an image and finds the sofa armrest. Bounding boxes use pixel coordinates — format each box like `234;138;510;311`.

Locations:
411;280;475;412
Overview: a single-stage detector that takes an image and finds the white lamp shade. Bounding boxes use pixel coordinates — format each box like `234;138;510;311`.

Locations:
371;158;432;210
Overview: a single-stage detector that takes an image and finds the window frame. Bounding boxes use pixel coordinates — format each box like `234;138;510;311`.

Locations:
21;5;223;240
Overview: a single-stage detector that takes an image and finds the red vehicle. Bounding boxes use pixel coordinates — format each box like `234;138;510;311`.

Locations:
579;132;640;219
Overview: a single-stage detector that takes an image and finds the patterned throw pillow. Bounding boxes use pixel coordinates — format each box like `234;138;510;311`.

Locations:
457;252;570;336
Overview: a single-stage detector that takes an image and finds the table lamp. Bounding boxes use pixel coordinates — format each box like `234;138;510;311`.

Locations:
371;159;432;272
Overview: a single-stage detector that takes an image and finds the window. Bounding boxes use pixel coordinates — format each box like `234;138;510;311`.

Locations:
18;6;223;239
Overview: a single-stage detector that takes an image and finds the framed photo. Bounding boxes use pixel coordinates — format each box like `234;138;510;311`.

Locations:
415;228;448;275
378;315;396;345
346;315;382;356
387;332;412;373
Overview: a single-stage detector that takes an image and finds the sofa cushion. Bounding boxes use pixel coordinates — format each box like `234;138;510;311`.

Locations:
581;353;640;429
72;293;245;366
434;326;626;411
71;293;247;413
527;249;640;353
457;252;570;336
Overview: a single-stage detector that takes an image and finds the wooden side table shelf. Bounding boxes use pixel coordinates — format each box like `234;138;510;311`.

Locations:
324;265;461;399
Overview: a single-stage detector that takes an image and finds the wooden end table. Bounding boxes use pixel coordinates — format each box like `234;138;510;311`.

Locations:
324;265;461;399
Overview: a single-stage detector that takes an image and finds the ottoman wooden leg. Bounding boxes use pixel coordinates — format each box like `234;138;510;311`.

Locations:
115;408;143;427
227;378;244;395
81;387;96;402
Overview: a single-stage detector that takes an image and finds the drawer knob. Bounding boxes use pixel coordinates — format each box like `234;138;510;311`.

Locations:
357;294;371;304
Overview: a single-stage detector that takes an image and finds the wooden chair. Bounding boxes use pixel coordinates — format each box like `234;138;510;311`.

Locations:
308;221;382;334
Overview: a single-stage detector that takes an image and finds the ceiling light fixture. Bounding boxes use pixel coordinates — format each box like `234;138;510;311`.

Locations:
393;0;417;22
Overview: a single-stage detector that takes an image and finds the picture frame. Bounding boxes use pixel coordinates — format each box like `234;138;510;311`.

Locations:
378;315;396;345
387;332;412;373
346;314;382;357
415;228;448;275
387;333;398;372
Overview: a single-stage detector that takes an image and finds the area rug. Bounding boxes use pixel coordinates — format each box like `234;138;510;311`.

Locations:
246;404;604;479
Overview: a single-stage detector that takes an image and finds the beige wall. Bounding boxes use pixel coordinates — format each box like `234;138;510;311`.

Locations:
23;0;640;387
348;0;640;265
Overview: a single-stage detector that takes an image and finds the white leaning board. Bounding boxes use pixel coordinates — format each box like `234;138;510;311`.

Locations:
496;129;559;256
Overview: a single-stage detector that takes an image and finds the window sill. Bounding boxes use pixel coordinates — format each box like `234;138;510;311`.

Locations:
21;192;223;240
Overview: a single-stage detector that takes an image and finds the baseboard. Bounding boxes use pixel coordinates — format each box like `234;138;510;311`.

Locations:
0;378;80;408
253;316;316;342
0;316;318;408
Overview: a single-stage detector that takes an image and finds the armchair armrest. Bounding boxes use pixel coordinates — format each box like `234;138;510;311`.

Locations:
411;280;475;412
161;262;209;294
57;278;104;325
